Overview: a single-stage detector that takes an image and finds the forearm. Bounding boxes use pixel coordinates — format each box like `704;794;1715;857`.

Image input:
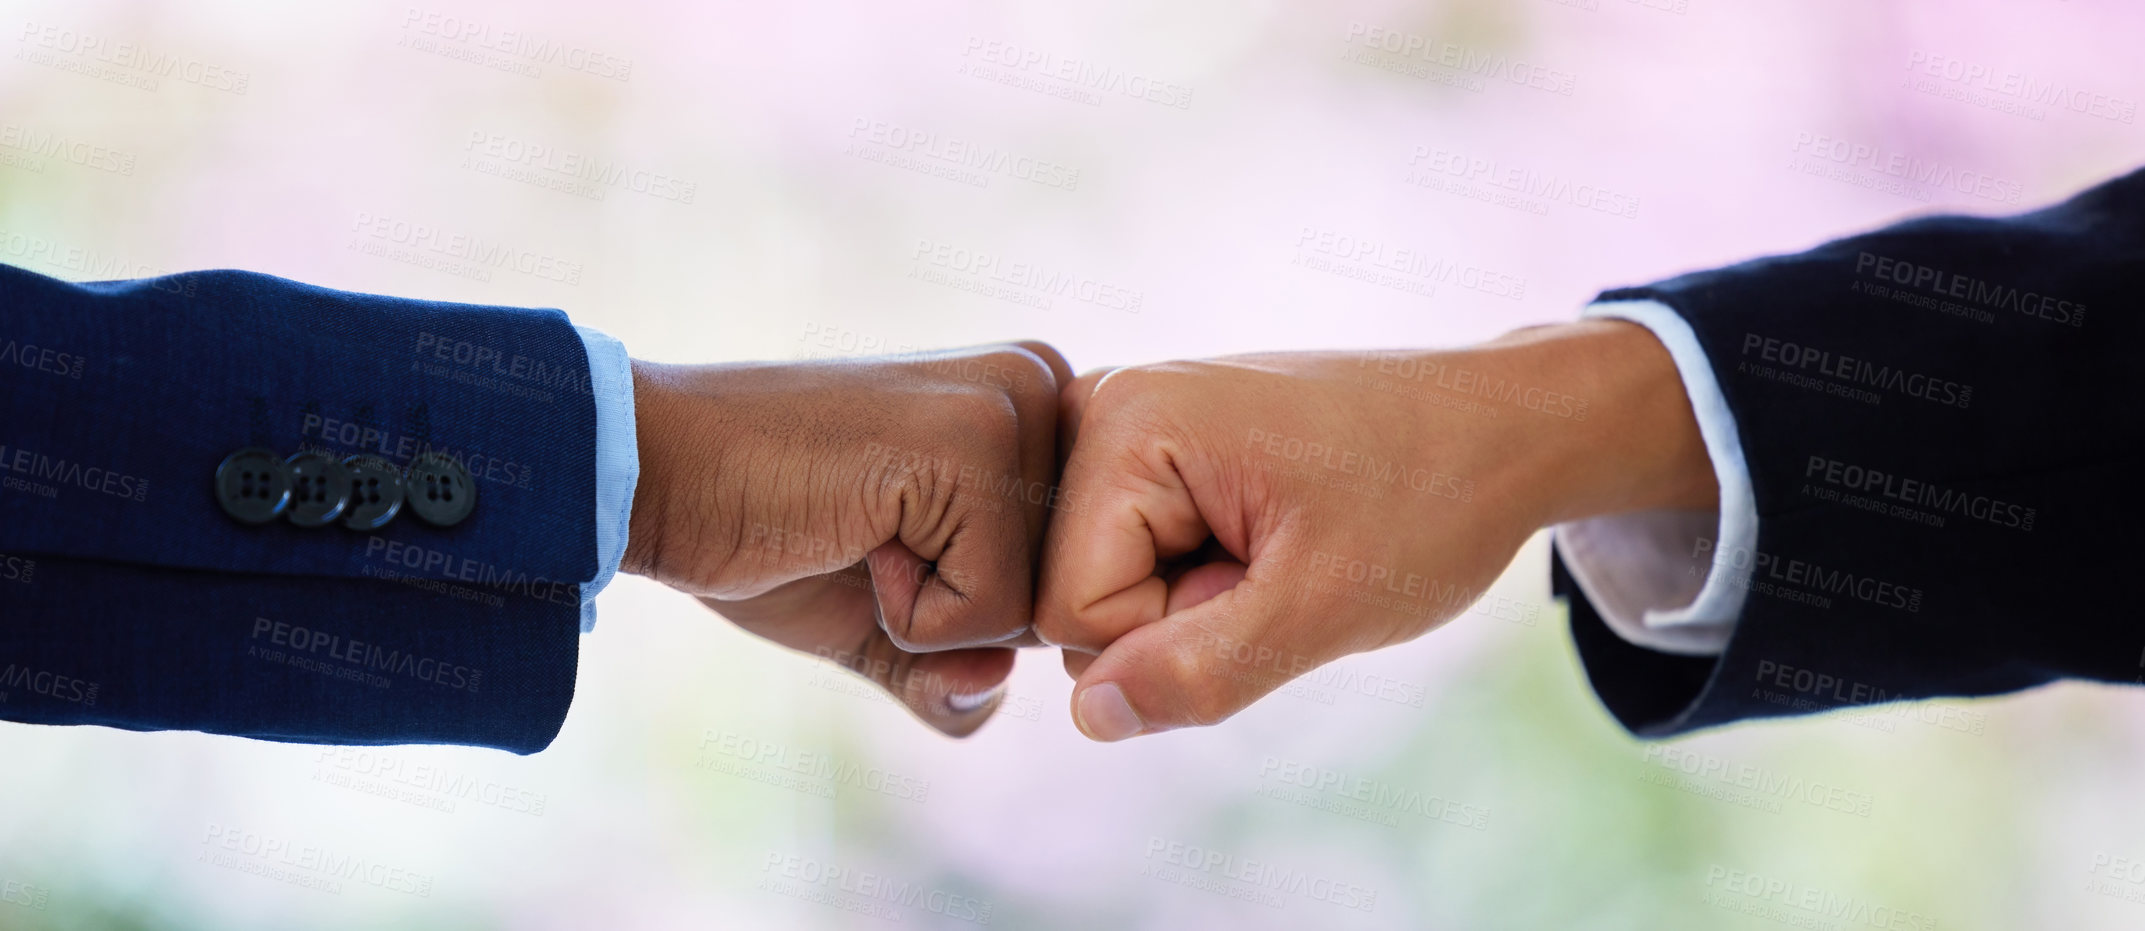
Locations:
1368;319;1720;530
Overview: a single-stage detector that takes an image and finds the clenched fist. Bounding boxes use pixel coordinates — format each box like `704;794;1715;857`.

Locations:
622;342;1071;736
1036;320;1718;741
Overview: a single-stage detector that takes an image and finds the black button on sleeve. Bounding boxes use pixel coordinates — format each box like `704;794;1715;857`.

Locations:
284;451;353;528
406;452;477;527
340;456;407;531
214;448;292;525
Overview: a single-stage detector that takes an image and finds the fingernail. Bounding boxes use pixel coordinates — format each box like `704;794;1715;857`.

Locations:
947;683;1005;714
1075;682;1143;742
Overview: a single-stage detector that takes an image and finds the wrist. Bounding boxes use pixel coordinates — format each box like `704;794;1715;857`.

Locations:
620;360;788;592
1474;319;1719;528
621;359;682;581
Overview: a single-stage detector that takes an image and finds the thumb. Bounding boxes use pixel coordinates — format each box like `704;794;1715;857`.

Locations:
1067;575;1316;741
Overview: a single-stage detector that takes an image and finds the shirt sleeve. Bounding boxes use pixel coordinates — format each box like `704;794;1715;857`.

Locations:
1549;300;1757;656
574;324;639;632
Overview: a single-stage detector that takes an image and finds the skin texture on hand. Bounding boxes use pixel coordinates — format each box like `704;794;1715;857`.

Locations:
1036;319;1717;741
621;342;1071;737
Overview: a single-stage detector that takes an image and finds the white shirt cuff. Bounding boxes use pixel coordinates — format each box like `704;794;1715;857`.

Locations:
1550;299;1757;656
574;324;639;633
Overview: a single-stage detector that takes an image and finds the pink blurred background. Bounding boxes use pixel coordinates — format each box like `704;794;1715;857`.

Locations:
2;0;2142;928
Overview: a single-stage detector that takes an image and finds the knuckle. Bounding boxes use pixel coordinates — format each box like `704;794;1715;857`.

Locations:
985;345;1040;387
1037;585;1114;649
1032;617;1067;647
934;389;1022;448
994;346;1059;407
1156;645;1234;727
887;395;1016;510
884;617;938;652
1085;364;1159;409
1032;609;1087;650
1009;340;1067;378
1083;366;1182;437
1181;690;1236;729
894;603;1014;653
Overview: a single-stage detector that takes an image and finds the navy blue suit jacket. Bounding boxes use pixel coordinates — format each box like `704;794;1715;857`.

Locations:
0;266;596;753
1559;166;2143;736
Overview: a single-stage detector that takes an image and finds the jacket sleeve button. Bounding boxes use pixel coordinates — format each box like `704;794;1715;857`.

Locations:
405;452;478;527
214;448;292;525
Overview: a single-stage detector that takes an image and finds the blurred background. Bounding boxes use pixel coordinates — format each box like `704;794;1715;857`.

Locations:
3;0;2143;928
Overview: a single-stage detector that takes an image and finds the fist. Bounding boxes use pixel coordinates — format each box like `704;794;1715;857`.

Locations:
624;341;1071;736
1036;323;1715;740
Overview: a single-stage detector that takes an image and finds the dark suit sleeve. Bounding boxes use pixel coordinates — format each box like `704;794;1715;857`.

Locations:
0;264;599;753
1560;166;2145;737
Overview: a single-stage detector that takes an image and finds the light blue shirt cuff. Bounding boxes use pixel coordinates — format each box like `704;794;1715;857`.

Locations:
574;324;638;633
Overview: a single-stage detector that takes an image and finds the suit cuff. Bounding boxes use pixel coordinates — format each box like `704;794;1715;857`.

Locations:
574;325;639;632
1550;299;1757;656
